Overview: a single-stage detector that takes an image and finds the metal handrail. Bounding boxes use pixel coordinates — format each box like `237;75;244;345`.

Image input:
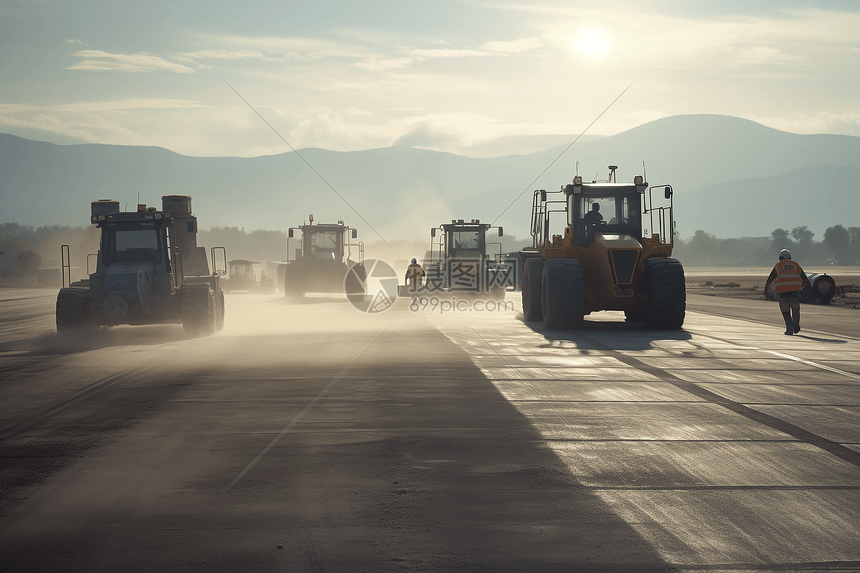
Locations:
60;244;71;288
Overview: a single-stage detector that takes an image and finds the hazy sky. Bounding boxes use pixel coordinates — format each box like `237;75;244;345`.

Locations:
1;0;858;157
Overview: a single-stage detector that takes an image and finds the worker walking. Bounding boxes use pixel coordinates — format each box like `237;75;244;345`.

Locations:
405;258;426;292
767;249;809;335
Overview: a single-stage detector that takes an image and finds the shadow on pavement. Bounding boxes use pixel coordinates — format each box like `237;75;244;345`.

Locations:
519;315;692;351
0;324;188;356
279;296;350;305
793;334;848;343
0;324;676;571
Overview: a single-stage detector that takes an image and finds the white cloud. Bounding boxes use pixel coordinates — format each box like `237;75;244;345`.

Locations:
67;50;195;73
4;4;858;158
190;33;368;62
724;45;803;68
176;49;267;62
391;121;467;149
56;98;209;112
389;113;503;152
410;48;490;59
287;106;390;150
353;57;414;71
0;100;211;151
744;111;860;137
530;7;860;73
184;31;536;73
0;105;140;143
481;37;542;54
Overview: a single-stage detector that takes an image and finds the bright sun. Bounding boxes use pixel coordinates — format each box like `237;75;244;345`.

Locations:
576;29;610;59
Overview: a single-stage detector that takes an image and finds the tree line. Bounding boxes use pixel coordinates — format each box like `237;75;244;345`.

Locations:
0;223;98;278
672;225;860;266
0;223;289;279
2;221;858;281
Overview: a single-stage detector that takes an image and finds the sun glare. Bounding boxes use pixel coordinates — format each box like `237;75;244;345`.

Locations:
576;29;610;59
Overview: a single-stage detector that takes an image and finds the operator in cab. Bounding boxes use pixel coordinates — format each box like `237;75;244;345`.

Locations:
582;203;603;227
767;249;809;335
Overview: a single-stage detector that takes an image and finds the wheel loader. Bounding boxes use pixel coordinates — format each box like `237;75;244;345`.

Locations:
402;219;512;299
278;215;365;300
55;195;226;336
520;166;685;329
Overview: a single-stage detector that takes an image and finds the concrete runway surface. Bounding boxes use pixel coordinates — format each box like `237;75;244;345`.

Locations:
1;287;859;572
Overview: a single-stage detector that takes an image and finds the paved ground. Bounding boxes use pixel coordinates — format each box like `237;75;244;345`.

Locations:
1;287;859;572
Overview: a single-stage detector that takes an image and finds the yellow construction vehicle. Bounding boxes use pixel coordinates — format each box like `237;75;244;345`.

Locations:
520;165;685;329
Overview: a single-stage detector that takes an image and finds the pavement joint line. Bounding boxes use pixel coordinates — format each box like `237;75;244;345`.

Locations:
572;332;860;470
592;486;860;491
684;329;860;381
660;560;860;571
223;321;395;493
465;323;631;487
686;307;860;343
543;438;813;443
761;350;860;381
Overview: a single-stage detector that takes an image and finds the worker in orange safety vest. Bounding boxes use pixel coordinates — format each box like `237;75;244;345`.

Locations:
767;249;809;335
404;258;426;293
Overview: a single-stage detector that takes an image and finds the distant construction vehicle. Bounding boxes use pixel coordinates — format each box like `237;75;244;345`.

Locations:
279;215;365;300
222;259;274;293
56;195;226;336
403;219;511;298
520;166;685;329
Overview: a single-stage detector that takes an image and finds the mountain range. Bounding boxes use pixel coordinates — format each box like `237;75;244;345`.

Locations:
2;114;859;242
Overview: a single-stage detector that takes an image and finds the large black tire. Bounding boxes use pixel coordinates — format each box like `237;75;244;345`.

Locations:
801;273;836;305
624;309;646;324
283;266;306;301
490;285;506;301
541;258;584;330
643;258;686;330
521;257;544;322
183;286;216;336
56;287;93;332
344;262;366;296
214;289;225;331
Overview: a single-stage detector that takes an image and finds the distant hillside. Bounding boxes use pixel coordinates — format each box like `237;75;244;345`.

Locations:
678;165;860;239
2;114;859;241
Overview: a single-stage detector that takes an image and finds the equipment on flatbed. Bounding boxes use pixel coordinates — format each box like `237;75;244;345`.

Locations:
520;165;685;329
402;219;511;298
765;272;836;304
56;196;226;336
279;215;365;300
